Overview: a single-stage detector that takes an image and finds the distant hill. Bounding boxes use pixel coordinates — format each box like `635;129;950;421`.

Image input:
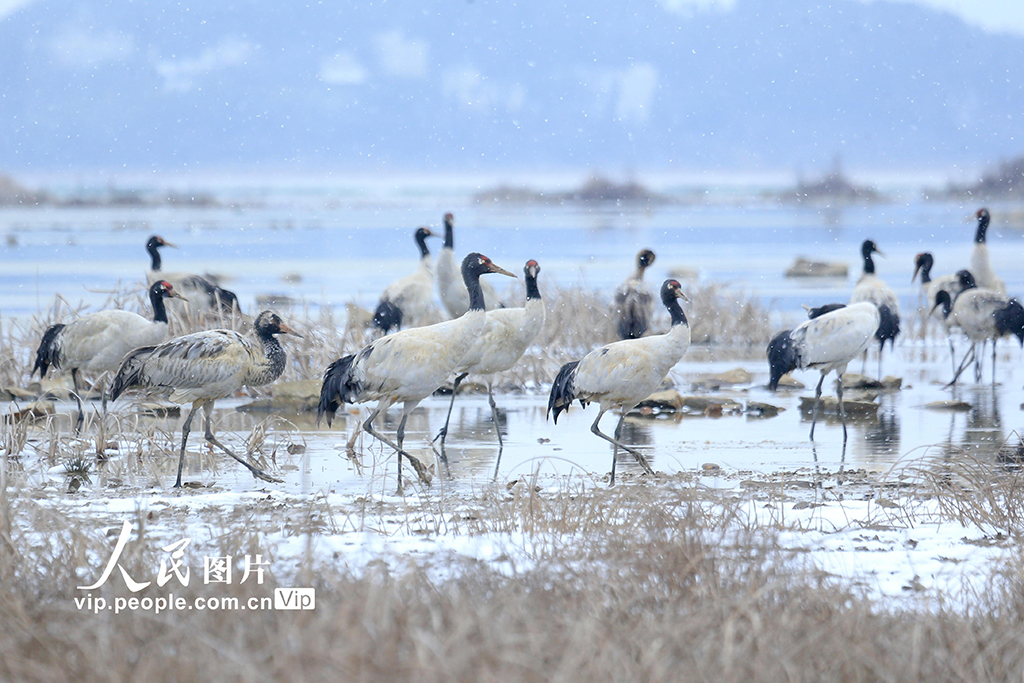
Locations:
0;0;1022;172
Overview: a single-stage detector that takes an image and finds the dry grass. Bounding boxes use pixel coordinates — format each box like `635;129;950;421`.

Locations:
1;279;778;406
3;470;1024;682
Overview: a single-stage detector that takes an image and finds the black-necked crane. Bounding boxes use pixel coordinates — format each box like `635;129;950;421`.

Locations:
145;235;240;315
913;253;972;373
436;213;502;317
767;301;880;441
932;277;1024;385
849;239;900;378
33;280;185;430
913;252;970;314
613;249;656;340
970;208;1006;294
372;227;437;334
547;279;690;485
319;253;516;493
436;259;546;470
108;310;301;488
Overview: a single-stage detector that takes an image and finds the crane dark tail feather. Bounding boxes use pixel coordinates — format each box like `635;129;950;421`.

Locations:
547;360;581;423
875;304;901;351
766;329;798;391
372;300;403;333
995;298;1024;346
805;303;846;320
108;345;157;402
215;288;240;314
318;354;358;427
33;324;65;378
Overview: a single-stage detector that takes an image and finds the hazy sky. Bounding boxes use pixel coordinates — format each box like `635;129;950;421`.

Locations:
1;0;1023;34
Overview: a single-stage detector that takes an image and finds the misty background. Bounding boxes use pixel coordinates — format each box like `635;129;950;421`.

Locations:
1;0;1022;179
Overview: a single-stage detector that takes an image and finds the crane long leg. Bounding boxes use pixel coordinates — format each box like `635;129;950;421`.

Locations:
71;368;84;434
200;401;281;484
808;373;825;441
836;373;848;443
396;411;409;494
992;338;998;386
946;343;976;388
975;340;984;383
488;382;505;480
175;402;202;488
362;408;432;489
434;372;468;470
948;335;957;378
590;408;654;486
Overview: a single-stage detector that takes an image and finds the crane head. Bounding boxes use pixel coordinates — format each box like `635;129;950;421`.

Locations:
151;280;187;302
524;260;541;279
930;290;952;319
462;253;516;279
766;329;798;391
147;235;178;250
659;279;689;304
956;269;976;291
912;252;932;283
861;239;883;259
254;311;303;338
637;249;656;269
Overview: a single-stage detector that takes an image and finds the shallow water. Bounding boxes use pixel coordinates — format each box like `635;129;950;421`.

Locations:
3;190;1024;321
4;181;1024;494
22;339;1024;498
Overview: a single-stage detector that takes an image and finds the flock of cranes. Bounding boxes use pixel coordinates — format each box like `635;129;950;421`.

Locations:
768;208;1023;443
23;208;1023;492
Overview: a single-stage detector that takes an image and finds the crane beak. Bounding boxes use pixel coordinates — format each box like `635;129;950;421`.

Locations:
161;239;179;248
874;248;886;258
676;289;690;303
171;290;188;302
487;263;517;278
912;263;921;283
278;322;304;338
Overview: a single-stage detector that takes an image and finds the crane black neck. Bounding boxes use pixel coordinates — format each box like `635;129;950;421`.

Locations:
465;272;486;312
443;217;454;249
148;242;162;271
862;251;876;275
525;271;541;301
663;293;687;327
975;213;990;244
934;292;953;319
149;287;170;324
415;231;431;259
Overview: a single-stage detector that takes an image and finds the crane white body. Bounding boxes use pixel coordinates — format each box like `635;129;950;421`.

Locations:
970;245;1005;294
33;280;183;430
613;249;656;340
373;227;438;333
437;260;546;465
321;253;516;492
768;301;880;441
379;256;434;326
934;286;1024;384
548;279;690;485
848;240;900;378
45;310;170;377
850;272;898;314
109;310;298;487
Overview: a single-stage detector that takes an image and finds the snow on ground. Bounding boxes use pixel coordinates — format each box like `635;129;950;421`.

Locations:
25;470;1013;614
